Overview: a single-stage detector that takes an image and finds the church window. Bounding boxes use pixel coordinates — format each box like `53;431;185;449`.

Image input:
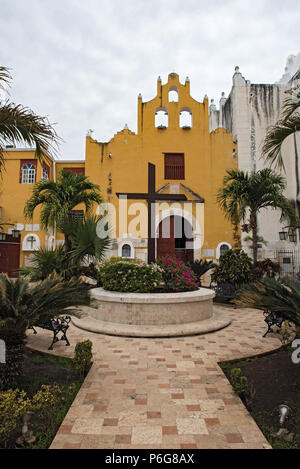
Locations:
122;244;131;258
164;154;185;180
180;108;193;128
20;162;36;184
216;242;231;260
155;107;168;128
220;243;230;257
168;87;179;102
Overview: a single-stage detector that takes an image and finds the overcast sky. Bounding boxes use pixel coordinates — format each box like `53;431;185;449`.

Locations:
1;0;299;160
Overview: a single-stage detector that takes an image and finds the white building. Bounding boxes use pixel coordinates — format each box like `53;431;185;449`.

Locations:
209;54;300;269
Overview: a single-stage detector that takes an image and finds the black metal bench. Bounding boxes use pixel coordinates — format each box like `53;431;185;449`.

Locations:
211;282;237;304
263;311;284;338
30;316;71;350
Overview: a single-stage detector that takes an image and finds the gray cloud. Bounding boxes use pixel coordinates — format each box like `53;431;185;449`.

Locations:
0;0;299;159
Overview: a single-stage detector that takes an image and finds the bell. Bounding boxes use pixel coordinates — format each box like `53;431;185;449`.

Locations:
279;404;292;427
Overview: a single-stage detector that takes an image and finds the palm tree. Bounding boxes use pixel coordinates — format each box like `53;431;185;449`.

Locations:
0;274;90;388
0;66;60;173
217;168;298;264
24;170;103;251
234;277;300;328
262;86;300;171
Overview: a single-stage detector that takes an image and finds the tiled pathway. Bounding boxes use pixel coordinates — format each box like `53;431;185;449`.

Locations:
26;305;281;449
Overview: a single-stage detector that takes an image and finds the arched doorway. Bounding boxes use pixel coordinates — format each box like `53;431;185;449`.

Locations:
157;215;194;262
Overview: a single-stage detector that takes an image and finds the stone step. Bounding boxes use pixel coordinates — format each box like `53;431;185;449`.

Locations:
71;310;231;338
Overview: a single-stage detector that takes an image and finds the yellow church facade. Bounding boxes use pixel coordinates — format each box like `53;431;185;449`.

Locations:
0;73;237;275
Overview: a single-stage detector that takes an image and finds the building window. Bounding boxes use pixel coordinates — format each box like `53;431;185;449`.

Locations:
216;242;231;259
42;164;49;180
122;244;131;258
164;154;185;180
21;163;36;184
220;243;230;257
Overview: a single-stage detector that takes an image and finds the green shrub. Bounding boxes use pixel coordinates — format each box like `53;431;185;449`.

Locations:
72;340;93;377
230;367;256;406
31;384;63;427
108;257;144;264
230;368;249;397
99;261;162;293
157;256;200;292
211;249;253;286
0;389;31;447
0;383;77;448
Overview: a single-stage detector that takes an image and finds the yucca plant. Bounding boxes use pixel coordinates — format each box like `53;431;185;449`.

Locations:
234;277;300;327
0;274;90;388
18;246;74;281
68;215;111;265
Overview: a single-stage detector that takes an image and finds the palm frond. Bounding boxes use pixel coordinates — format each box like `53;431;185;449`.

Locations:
0;66;12;92
0;274;90;331
234;277;300;327
24;171;103;230
68;215;111;264
281;86;300;121
262;113;300;170
0;100;61;165
18;246;71;281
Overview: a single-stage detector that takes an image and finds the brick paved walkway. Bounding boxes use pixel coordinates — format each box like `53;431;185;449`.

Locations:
26;305;281;449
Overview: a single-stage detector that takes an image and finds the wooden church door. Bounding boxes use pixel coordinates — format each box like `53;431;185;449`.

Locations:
157;216;194;262
157;216;175;259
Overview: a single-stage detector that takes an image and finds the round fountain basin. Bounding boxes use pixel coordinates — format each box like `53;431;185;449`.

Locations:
89;287;215;326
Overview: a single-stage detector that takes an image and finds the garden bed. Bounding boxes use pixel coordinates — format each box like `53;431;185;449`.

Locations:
1;349;85;449
219;343;300;449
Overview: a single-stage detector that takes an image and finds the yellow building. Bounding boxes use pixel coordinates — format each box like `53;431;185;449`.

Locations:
0;73;237;275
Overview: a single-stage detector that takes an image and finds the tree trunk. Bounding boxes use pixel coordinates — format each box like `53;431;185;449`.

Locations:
250;211;258;265
233;219;241;249
64;234;72;253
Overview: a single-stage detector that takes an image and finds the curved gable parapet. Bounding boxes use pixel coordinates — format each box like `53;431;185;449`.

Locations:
138;73;208;134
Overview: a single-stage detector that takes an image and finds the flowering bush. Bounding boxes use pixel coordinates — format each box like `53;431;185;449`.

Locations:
99;261;163;293
157;256;200;292
211;249;252;286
